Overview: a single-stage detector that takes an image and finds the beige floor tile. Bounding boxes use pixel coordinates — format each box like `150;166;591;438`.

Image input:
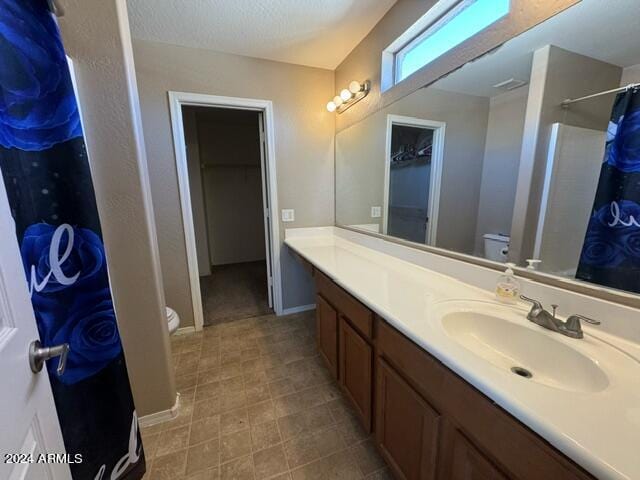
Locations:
195;381;222;403
198;368;222;386
350;440;386;476
248;400;276;426
220;455;255;480
193;397;223;422
156;425;191;457
277;404;335;441
185;466;220;479
290;450;361;480
199;355;221;372
268;379;296;398
149;449;188;479
245;383;271;405
364;468;393;479
282;426;345;469
220;430;252;463
220;408;250;436
220;375;245;392
253;445;289;479
176;373;199;391
336;417;369;446
220;389;247;412
186;438;221;476
190;415;221;446
250;420;282;451
141;432;160;459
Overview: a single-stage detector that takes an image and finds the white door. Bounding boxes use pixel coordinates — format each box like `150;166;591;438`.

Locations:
0;175;71;480
258;112;274;309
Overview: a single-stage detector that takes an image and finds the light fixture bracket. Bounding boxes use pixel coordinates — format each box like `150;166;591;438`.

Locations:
335;81;371;114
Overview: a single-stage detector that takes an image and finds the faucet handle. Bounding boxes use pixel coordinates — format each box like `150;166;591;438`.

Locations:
566;314;600;326
520;295;542;310
563;314;601;339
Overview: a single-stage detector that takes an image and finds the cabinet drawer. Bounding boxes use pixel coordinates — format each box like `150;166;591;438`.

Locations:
315;270;373;339
377;318;447;407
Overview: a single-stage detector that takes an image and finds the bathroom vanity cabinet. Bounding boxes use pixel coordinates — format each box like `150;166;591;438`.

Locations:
313;269;595;480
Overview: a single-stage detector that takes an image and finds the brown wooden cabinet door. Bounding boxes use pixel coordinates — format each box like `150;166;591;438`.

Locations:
316;294;338;379
376;358;440;480
339;316;373;432
438;422;508;480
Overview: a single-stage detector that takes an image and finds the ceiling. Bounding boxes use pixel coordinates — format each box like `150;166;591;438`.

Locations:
434;0;640;98
126;0;397;69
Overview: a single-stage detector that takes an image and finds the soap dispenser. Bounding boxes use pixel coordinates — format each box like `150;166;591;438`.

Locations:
495;263;521;304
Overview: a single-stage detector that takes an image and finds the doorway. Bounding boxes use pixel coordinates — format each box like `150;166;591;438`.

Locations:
383;115;445;246
169;93;282;330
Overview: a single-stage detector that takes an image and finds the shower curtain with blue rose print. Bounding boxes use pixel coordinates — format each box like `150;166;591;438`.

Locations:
576;88;640;292
0;1;145;479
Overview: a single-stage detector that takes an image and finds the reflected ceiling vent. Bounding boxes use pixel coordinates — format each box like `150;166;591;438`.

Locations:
492;78;528;91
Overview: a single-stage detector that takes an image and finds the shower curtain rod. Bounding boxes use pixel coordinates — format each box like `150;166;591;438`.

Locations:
561;83;640;108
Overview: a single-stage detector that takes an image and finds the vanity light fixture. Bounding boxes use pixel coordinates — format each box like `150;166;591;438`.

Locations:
326;80;371;113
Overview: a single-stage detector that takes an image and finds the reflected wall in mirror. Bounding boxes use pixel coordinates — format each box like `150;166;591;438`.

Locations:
336;0;640;295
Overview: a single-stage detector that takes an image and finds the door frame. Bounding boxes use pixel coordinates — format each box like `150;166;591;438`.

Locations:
383;114;445;246
168;92;283;331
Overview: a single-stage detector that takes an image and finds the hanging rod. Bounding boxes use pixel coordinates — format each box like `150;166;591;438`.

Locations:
561;83;640;108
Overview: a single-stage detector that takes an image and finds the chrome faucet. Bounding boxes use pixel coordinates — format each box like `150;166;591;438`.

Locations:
519;295;600;339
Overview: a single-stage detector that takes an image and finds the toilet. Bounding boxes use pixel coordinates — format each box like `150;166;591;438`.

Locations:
166;307;180;335
483;233;510;262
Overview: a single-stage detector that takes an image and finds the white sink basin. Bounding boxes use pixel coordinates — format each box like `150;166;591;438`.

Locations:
435;301;609;393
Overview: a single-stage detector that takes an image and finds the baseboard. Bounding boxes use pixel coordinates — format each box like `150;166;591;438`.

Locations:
138;392;180;428
281;303;316;315
175;326;196;336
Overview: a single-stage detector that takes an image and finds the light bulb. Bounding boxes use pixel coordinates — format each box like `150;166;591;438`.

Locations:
333;95;343;107
326;101;336;112
340;89;352;101
349;81;362;94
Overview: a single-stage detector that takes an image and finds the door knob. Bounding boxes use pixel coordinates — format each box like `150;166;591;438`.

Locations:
29;340;70;376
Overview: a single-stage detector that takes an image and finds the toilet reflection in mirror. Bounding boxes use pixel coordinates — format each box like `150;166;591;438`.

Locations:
335;0;640;296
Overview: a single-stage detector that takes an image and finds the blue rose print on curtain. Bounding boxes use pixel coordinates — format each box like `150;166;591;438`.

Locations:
22;223;122;384
0;1;145;479
577;88;640;292
0;0;82;150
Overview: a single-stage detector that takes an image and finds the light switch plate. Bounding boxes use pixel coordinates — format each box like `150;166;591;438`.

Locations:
281;209;295;222
371;206;381;218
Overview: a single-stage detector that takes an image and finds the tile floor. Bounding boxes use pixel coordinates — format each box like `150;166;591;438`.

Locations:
141;310;391;480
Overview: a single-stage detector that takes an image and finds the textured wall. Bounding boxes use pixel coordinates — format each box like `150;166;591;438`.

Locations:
334;0;580;133
474;87;529;255
132;40;335;327
58;0;176;416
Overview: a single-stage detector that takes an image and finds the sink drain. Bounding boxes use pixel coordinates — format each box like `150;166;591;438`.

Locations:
510;366;533;379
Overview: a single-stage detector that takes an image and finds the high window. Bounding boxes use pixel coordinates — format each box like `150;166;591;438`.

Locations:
387;0;510;86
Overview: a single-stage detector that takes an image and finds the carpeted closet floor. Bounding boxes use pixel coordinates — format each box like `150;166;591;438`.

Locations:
200;261;272;326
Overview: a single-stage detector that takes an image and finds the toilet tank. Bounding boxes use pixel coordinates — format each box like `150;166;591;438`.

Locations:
483;234;510;262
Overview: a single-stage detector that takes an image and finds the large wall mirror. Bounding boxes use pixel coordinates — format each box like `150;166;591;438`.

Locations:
336;0;640;297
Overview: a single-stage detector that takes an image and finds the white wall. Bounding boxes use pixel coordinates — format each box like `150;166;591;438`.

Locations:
474;86;529;255
133;40;335;326
58;0;175;416
195;110;266;266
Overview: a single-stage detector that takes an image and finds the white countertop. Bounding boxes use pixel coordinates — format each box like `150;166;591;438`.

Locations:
285;231;640;480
